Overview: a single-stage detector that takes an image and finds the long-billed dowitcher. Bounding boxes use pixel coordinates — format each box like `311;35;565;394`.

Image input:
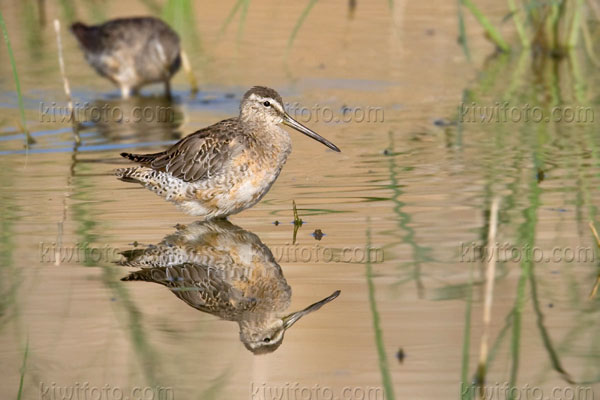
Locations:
116;86;340;218
71;17;181;98
120;219;340;354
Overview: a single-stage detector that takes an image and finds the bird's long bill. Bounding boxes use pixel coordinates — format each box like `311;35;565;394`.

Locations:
282;290;341;330
283;113;341;152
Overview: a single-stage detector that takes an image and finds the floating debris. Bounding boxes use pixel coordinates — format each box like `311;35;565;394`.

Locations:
292;201;303;244
312;229;324;240
433;118;456;127
273;220;280;226
396;348;405;363
537;168;545;183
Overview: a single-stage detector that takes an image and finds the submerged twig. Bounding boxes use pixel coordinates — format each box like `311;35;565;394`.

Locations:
588;221;600;299
180;49;198;97
476;197;500;385
53;19;80;144
590;221;600;250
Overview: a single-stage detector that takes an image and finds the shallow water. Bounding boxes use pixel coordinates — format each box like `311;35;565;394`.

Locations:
1;1;599;399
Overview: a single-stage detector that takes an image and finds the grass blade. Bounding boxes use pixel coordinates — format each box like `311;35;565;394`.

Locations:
457;0;472;61
0;11;34;147
218;0;245;37
506;0;528;47
461;0;510;52
460;264;474;400
286;0;318;52
16;337;29;400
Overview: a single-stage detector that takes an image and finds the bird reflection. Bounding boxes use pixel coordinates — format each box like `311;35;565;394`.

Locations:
119;219;340;354
79;95;183;141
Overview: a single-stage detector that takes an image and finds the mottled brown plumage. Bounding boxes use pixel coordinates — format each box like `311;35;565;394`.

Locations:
120;219;340;354
121;119;239;182
116;86;340;218
71;17;181;98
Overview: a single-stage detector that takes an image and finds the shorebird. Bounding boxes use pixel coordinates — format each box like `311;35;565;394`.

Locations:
120;220;340;354
116;86;340;218
71;17;181;98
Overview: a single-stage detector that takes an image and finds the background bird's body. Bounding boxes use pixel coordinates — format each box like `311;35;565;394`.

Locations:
116;116;292;218
71;17;181;98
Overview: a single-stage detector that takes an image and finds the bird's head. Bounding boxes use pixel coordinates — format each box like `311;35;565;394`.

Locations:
239;290;341;354
240;86;340;152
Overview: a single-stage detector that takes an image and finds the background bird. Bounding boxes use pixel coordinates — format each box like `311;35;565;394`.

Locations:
120;219;340;354
71;16;181;98
116;86;340;218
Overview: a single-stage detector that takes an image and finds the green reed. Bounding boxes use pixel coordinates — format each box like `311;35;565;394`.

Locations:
385;131;431;298
460;0;510;52
163;0;202;52
459;0;595;55
364;223;396;400
71;157;161;387
16;337;29;400
286;0;318;52
459;265;474;400
218;0;250;40
0;11;34;147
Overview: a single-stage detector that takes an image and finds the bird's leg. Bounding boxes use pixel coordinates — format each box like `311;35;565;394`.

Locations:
121;85;131;99
164;80;172;99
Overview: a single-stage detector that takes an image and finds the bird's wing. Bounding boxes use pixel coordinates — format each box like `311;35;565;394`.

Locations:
121;118;242;182
122;263;255;319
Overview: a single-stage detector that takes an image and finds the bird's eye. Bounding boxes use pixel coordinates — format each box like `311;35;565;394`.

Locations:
263;101;271;107
263;337;271;343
